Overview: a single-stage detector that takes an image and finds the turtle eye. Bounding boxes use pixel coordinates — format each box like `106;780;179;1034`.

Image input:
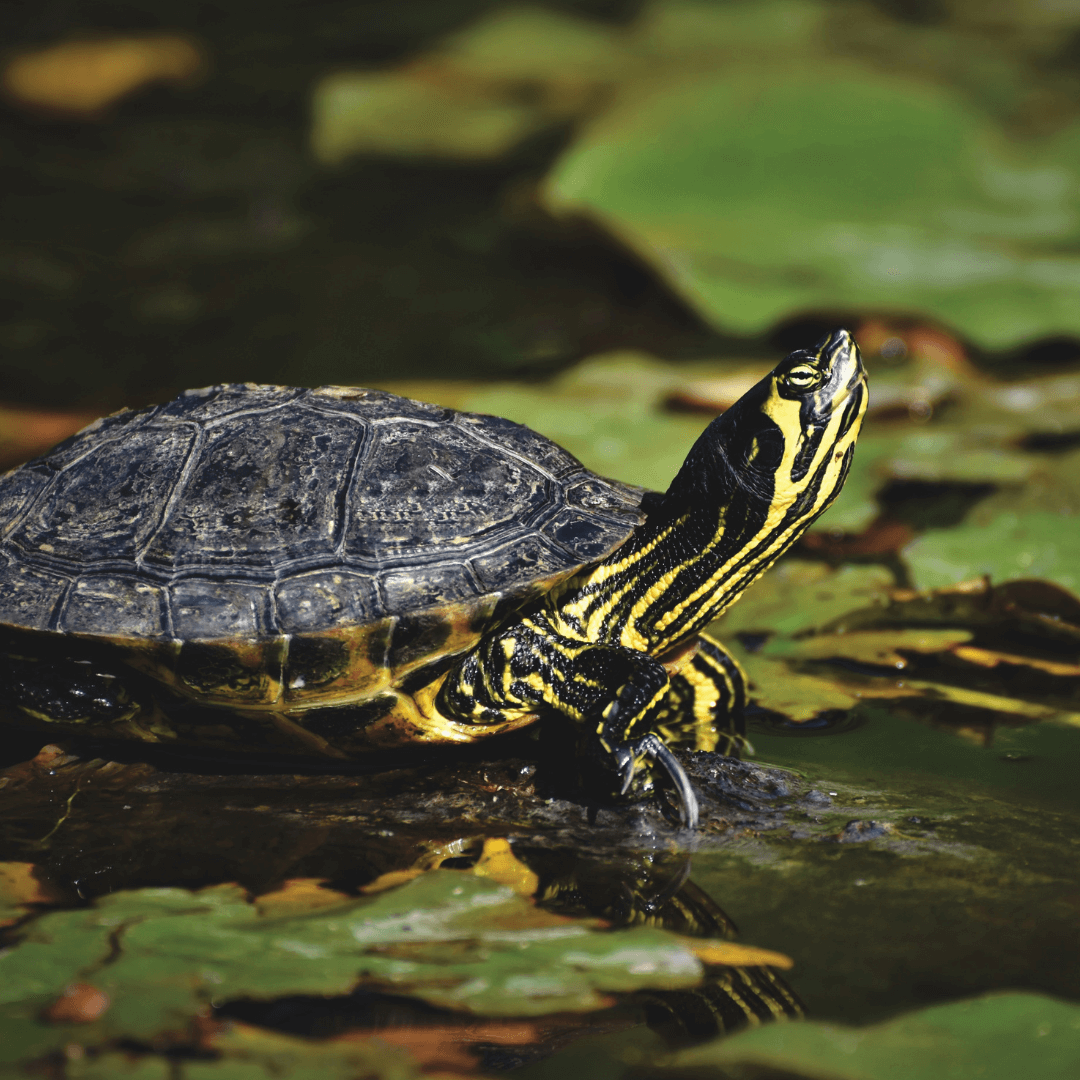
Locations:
784;365;821;390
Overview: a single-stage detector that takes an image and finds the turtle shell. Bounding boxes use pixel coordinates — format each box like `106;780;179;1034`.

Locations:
0;384;647;717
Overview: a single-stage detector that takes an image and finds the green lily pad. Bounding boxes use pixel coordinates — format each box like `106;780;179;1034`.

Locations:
546;62;1080;349
460;353;709;494
309;5;627;164
905;510;1080;593
673;992;1080;1080
714;562;895;638
518;994;1080;1080
0;869;719;1065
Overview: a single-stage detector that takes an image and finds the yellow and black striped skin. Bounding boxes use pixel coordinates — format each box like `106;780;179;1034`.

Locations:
438;330;867;798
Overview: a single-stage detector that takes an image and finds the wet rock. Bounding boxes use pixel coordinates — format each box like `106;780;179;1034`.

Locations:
837;820;893;843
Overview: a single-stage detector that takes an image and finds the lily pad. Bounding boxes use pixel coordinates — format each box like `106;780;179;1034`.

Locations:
905;510;1080;593
546;63;1080;349
310;5;627;164
714;563;895;639
672;991;1080;1080
0;866;777;1064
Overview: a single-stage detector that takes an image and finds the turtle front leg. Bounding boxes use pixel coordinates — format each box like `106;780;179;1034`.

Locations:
438;621;699;826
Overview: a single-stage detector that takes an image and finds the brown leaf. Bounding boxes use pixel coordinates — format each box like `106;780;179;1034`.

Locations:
799;517;916;558
338;1020;542;1073
42;983;111;1024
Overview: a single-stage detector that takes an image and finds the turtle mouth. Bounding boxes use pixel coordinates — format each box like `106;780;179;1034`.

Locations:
813;328;867;411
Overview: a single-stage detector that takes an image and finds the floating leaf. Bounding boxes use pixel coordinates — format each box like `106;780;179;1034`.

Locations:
311;72;544;163
714;561;1080;729
0;869;746;1064
736;650;918;723
905;511;1080;593
764;628;975;669
671;992;1080;1080
546;60;1080;349
310;5;626;164
714;563;895;639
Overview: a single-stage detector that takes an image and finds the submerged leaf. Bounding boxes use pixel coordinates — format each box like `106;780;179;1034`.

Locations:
67;1022;425;1080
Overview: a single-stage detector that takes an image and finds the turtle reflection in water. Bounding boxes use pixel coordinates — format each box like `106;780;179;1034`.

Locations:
523;847;804;1044
0;332;865;826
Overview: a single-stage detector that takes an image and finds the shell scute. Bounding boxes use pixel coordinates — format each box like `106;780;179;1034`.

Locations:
308;385;449;422
564;476;648;522
175;636;284;704
283;635;351;692
469;533;572;593
9;424;196;566
274;570;380;633
455;412;583;479
0;463;55;540
142;411;362;571
60;575;164;638
379;562;477;615
0;553;67;631
156;383;303;423
345;420;550;560
542;508;637;562
281;622;393;705
169;579;274;640
29;405;153;473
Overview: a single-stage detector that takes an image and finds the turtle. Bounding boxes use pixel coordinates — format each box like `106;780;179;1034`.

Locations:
0;330;866;827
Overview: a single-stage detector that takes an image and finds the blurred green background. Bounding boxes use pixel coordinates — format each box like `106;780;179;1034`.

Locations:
7;0;1080;412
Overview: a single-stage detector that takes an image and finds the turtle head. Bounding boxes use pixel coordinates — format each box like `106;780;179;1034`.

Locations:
662;329;867;528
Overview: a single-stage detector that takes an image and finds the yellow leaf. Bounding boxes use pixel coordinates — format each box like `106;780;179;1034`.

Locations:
776;628;974;669
688;939;794;970
471;838;540;897
3;35;203;116
952;645;1080;677
359;868;427;895
255;878;350;917
0;861;64;926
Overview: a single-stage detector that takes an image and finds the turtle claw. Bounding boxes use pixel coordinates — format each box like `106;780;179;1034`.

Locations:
607;734;699;829
638;734;699;830
613;746;636;796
